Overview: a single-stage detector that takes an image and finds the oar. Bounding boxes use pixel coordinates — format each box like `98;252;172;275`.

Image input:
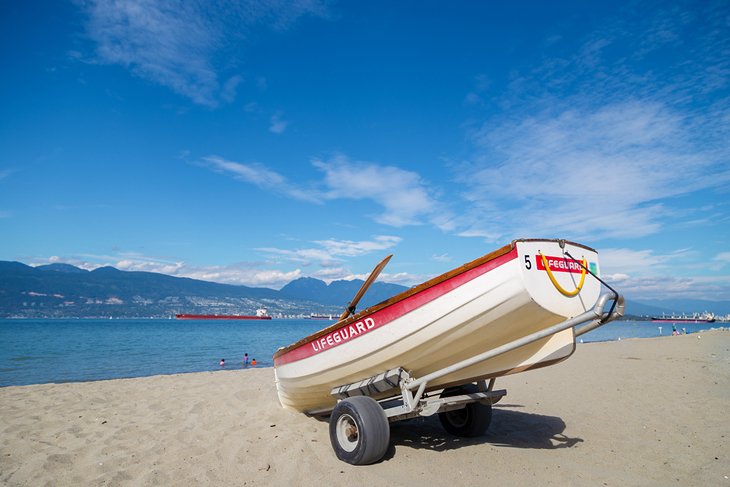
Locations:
339;254;393;321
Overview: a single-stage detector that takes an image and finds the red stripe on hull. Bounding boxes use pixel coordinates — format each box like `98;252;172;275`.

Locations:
274;247;518;366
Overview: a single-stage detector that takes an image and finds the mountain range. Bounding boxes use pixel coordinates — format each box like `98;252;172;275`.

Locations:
0;261;408;318
0;260;728;318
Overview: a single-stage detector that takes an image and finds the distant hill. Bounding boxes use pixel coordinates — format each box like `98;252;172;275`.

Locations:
280;277;408;309
622;299;666;318
0;261;407;318
36;263;88;274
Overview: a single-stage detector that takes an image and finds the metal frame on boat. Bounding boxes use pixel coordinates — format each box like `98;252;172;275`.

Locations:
325;291;623;464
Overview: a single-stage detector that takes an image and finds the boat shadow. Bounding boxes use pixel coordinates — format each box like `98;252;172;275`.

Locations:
385;405;583;458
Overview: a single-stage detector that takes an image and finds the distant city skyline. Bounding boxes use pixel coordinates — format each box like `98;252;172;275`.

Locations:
1;1;728;302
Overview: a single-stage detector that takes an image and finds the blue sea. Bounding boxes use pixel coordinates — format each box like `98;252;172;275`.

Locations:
0;318;721;387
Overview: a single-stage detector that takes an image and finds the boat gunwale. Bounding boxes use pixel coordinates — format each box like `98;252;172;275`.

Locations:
273;238;595;360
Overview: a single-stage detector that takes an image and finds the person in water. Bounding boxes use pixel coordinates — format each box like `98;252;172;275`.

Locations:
220;358;225;367
251;358;257;366
243;353;250;366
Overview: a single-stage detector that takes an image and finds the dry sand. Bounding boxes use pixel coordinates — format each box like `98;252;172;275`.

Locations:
1;330;728;486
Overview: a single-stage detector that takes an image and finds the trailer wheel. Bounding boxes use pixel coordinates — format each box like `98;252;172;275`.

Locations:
438;384;493;437
329;396;390;465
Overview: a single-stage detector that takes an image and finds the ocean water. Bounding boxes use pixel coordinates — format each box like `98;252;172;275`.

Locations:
0;318;722;387
0;318;324;387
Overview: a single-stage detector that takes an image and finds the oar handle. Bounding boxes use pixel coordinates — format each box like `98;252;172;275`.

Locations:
339;254;393;321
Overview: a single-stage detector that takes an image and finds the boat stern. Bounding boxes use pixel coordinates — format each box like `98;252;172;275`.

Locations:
515;239;602;319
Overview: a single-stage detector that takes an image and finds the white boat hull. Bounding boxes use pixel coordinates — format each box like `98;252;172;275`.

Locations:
273;239;603;413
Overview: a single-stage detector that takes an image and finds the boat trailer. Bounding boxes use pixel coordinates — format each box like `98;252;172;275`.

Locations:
325;292;624;465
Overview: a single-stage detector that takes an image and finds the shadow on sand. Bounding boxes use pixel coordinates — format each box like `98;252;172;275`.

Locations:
383;405;583;460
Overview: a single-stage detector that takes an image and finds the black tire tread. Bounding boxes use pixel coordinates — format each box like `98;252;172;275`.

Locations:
329;396;390;465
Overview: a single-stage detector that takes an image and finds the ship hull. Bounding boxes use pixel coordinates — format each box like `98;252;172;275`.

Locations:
175;314;272;320
651;317;715;323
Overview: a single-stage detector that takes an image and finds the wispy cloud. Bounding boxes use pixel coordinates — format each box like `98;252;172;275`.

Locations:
604;274;730;302
595;247;730;300
316;236;401;257
258;235;401;266
313;154;438;227
182;266;302;288
78;0;327;107
454;2;730;243
201;153;442;227
457;99;729;241
200;155;317;202
599;247;695;278
713;252;730;269
269;112;289;134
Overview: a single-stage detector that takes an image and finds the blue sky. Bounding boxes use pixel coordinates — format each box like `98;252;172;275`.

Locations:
1;1;729;302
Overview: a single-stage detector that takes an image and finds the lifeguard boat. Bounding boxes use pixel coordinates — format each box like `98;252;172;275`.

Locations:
273;238;623;464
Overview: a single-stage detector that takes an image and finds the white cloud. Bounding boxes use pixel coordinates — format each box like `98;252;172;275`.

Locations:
432;253;452;263
599;248;677;276
269;112;289;134
201;153;442;227
201;155;318;202
313;154;438;227
713;252;730;271
590;247;730;301
454;2;730;244
81;0;221;106
315;235;401;257
258;235;401;266
183;267;302;288
299;267;420;287
115;259;185;275
603;274;730;302
457;99;729;242
202;155;285;187
78;0;327;107
221;75;243;103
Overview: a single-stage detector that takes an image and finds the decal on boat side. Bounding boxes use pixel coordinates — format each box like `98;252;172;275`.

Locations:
535;255;585;274
311;317;376;352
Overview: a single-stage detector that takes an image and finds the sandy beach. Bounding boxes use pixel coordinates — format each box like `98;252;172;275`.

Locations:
1;330;728;486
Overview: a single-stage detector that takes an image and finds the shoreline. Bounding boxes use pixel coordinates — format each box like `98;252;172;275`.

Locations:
1;330;728;485
1;328;727;389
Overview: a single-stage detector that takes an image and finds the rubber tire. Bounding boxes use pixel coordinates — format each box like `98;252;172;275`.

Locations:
329;396;390;465
438;384;493;437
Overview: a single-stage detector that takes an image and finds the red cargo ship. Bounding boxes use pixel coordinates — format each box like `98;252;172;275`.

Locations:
176;308;272;320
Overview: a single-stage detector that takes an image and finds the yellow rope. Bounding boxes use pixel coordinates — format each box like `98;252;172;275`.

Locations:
538;252;587;297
